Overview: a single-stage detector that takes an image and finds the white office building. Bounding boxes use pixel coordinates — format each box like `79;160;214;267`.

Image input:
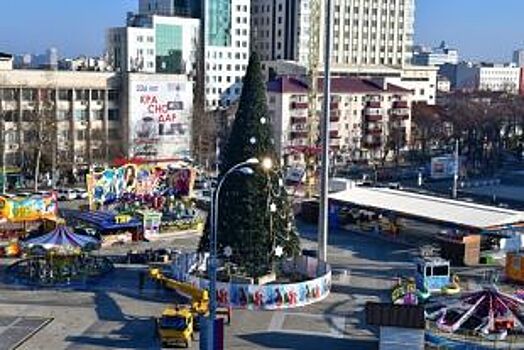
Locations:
252;0;415;70
106;13;199;76
413;42;459;66
204;0;251;109
442;62;522;94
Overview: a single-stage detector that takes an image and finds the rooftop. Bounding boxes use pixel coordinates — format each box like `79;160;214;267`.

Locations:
267;76;410;94
330;186;524;230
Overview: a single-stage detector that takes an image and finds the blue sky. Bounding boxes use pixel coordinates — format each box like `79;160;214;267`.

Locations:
0;0;523;62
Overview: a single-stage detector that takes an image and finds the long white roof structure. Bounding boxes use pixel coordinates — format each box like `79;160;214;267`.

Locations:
329;186;524;230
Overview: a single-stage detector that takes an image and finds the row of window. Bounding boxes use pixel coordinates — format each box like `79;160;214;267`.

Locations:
208;51;248;60
206;75;242;84
0;109;119;122
206;63;247;71
0;89;119;102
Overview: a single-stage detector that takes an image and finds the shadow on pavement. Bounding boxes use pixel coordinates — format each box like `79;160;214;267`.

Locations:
65;291;158;349
239;331;378;350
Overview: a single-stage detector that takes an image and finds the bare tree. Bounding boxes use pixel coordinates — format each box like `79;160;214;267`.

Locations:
24;89;57;191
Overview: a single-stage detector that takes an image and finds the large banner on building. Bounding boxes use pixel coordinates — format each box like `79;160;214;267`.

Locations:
129;79;192;159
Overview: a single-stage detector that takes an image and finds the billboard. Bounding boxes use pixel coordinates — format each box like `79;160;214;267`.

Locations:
0;194;58;223
86;164;196;205
129;79;192;159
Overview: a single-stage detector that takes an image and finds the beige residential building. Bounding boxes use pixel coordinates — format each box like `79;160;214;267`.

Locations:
267;76;413;164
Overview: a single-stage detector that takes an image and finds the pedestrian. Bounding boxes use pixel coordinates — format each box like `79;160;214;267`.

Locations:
138;270;145;292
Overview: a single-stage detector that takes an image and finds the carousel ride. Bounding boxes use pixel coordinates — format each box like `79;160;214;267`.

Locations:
426;286;524;341
6;224;113;286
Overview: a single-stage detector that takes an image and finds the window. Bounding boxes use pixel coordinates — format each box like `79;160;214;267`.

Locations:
4;110;16;122
21;89;37;101
75;90;89;100
433;265;449;277
91;90;105;100
22;110;34;122
108;128;120;139
58;89;71;101
74;110;88;121
108;90;119;101
108;109;119;121
137;35;143;42
76;130;86;141
57;110;70;121
92;110;104;121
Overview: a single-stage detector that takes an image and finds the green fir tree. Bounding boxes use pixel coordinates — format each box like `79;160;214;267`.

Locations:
198;53;300;277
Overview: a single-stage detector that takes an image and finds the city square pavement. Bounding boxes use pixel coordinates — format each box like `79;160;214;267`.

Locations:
0;224;419;350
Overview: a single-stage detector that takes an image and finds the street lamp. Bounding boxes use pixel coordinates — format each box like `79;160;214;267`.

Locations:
208;156;268;349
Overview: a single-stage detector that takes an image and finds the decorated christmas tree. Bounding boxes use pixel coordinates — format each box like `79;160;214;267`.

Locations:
199;53;300;277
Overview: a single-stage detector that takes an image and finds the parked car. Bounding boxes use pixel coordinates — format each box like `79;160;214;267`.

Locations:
16;191;33;198
34;190;51;197
74;188;88;199
57;188;77;201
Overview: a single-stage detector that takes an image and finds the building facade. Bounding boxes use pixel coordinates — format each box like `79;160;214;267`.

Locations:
267;76;413;164
252;0;415;70
0;69;122;172
513;49;524;67
204;0;251;108
106;13;199;76
412;42;459;66
441;62;522;94
0;67;193;172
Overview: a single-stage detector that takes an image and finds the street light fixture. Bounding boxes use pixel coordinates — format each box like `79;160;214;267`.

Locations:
208;156;266;349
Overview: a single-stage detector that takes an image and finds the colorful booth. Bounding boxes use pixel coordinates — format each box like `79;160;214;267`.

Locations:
415;257;451;293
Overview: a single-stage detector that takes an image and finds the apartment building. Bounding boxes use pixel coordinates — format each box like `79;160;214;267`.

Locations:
267;76;413;164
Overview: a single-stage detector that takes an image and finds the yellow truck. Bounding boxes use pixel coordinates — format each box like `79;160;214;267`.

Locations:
149;267;231;333
155;305;194;348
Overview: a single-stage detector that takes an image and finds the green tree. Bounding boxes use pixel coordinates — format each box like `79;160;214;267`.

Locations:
198;53;300;277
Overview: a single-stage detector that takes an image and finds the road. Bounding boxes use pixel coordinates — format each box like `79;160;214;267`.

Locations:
0;223;418;350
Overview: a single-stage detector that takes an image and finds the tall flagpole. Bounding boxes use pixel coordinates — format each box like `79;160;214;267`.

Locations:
318;0;333;262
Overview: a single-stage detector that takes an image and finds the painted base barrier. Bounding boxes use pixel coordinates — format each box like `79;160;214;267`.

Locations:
172;254;332;310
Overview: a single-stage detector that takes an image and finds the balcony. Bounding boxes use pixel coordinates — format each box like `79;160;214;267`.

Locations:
291;102;308;109
393;100;408;108
290;130;308;139
330;114;340;122
291;116;307;124
391;109;410;120
365;114;382;122
366;128;383;135
365;107;382;116
330;130;341;139
366;101;381;108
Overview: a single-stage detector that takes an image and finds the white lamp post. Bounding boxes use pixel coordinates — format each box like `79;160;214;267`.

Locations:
208;157;260;349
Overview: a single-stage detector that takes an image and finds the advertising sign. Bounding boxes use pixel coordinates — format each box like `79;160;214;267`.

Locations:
129;80;192;159
0;194;58;223
87;164;196;205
